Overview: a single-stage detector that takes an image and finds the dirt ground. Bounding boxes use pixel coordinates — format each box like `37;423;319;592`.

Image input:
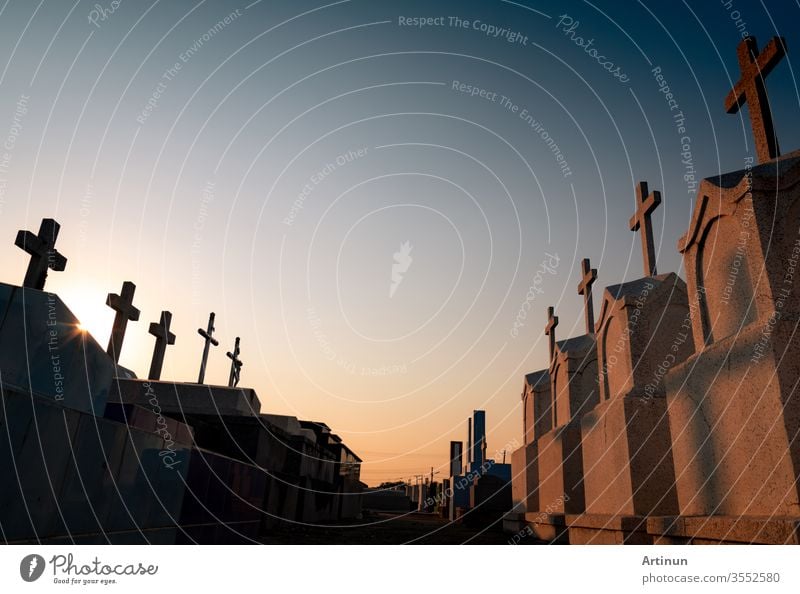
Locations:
258;511;544;545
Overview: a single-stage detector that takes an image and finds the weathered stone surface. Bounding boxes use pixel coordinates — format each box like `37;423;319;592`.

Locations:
678;149;800;352
566;513;652;544
665;317;800;517
665;153;800;518
535;424;585;514
595;273;695;402
579;272;691;518
724;36;787;164
511;442;538;513
648;515;800;545
581;396;678;516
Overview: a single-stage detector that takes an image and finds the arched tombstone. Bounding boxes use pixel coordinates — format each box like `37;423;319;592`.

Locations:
580;272;692;528
534;301;599;536
570;184;692;543
665;153;800;521
511;370;551;519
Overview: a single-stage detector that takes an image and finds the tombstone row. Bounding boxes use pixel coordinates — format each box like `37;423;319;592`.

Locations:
508;34;800;544
13;222;243;387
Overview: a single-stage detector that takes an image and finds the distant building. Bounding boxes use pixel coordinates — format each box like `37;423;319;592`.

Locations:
445;410;511;526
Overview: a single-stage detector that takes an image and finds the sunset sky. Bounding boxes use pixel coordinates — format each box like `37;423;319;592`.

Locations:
1;0;799;485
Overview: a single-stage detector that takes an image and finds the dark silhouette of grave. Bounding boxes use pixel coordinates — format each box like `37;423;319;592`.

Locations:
0;223;363;544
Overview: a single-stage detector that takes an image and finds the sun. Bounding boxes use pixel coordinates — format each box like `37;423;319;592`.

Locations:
57;283;111;345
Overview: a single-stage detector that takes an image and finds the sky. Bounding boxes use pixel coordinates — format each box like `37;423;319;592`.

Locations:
1;0;799;486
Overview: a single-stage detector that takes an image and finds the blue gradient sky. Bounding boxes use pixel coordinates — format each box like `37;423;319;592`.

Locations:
1;0;798;485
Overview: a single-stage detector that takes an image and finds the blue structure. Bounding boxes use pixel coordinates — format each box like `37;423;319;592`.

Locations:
448;410;512;521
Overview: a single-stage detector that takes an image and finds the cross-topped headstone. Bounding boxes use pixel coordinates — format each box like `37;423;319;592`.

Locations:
544;306;559;365
197;312;219;384
226;336;243;388
106;281;140;363
577;258;597;335
725;36;787;164
15;218;67;290
629;181;661;277
147;310;175;381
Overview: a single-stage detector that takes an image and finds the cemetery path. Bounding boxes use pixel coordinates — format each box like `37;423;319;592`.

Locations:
258;512;542;545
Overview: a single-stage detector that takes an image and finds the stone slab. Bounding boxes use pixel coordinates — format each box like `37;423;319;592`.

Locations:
524;511;569;543
647;515;800;545
536;423;585;514
664;316;800;517
566;513;652;544
511;442;539;513
112;378;261;418
581;395;678;516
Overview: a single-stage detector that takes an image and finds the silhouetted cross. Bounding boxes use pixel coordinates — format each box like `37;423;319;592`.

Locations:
15;218;67;290
106;281;140;363
629;181;661;277
148;311;176;381
577;258;597;335
226;336;243;388
197;312;219;384
544;306;559;365
725;36;787;163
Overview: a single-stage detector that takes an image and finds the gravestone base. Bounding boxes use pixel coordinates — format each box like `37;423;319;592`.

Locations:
665;316;800;517
581;395;678;517
502;511;527;534
566;513;652;544
647;516;800;544
536;423;585;515
524;512;569;543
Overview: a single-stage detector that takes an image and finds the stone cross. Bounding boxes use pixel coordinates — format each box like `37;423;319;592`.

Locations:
629;181;661;277
15;218;67;290
577;258;597;335
106;281;140;363
226;336;243;388
725;36;787;163
544;306;559;365
148;310;175;381
197;312;219;384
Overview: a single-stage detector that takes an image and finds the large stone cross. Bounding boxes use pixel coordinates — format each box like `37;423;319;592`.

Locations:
106;281;140;363
577;258;597;335
629;181;661;277
725;36;787;163
544;306;559;365
197;312;219;384
148;310;175;380
226;336;243;388
15;218;67;290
